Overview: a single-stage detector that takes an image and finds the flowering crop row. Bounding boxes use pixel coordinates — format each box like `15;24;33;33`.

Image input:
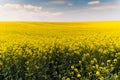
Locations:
1;22;120;80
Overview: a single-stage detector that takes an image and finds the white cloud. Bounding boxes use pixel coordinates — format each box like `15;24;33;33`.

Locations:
49;1;66;4
90;5;119;10
24;4;42;11
2;3;42;11
68;3;73;6
3;3;22;9
88;1;100;5
0;3;63;21
49;0;72;6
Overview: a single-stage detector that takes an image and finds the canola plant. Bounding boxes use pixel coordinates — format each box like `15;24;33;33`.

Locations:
1;22;120;80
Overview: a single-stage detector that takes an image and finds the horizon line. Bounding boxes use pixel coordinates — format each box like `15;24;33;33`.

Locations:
0;20;120;23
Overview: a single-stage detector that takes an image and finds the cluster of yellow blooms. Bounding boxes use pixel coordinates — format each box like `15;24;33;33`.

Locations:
1;22;120;80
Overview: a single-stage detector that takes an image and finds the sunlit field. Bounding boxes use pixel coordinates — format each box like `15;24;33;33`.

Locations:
1;21;120;80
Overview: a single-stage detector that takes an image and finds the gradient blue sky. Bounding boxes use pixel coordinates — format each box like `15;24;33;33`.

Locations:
0;0;119;21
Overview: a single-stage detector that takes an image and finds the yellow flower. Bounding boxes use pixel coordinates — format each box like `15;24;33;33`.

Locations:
114;74;118;79
110;67;114;72
88;72;92;77
66;78;70;80
43;56;47;60
101;67;109;73
96;71;100;76
71;65;74;70
26;67;30;71
74;68;78;73
90;60;94;64
99;76;104;80
107;60;111;63
93;58;97;63
35;65;39;69
79;61;82;64
86;53;90;57
61;77;66;80
113;59;117;62
77;73;81;78
25;61;29;65
101;62;105;66
95;64;99;70
70;72;74;75
92;66;95;69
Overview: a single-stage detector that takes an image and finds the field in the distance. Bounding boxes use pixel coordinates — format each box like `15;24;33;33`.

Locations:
1;21;120;80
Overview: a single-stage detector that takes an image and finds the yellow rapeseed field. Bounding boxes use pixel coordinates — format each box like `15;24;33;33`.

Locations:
1;21;120;80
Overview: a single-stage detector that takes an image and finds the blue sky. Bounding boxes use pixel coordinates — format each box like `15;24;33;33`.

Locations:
0;0;119;21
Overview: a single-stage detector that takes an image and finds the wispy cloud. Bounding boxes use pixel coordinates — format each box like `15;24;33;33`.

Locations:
89;3;120;10
68;3;73;6
2;3;42;11
88;1;100;5
49;1;66;5
24;5;42;11
0;3;63;21
48;0;72;6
